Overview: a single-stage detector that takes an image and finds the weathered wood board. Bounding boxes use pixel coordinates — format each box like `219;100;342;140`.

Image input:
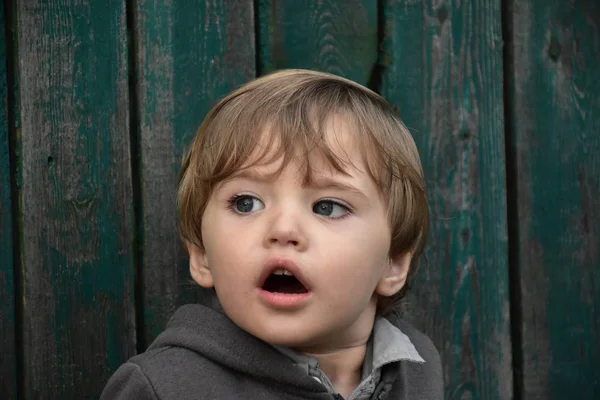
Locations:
16;0;136;397
381;1;512;399
257;0;378;85
0;1;17;398
133;0;256;346
506;0;600;398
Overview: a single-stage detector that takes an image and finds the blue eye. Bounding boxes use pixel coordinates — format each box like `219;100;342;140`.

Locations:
230;195;264;214
313;200;350;218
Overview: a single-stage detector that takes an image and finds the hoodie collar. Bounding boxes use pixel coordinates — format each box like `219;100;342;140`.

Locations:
149;304;329;396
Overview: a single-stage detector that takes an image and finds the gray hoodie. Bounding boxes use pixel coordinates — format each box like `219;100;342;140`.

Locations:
100;304;443;400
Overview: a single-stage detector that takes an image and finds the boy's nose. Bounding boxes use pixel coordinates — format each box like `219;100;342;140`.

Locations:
263;208;308;251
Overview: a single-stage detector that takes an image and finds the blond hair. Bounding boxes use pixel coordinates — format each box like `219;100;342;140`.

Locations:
178;69;429;314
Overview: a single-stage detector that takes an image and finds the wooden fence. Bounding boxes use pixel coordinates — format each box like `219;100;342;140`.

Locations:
0;0;598;399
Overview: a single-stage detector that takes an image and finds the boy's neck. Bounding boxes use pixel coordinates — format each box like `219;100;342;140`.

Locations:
303;344;367;399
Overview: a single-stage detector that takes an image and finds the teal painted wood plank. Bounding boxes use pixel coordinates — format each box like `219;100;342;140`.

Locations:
381;1;511;399
134;0;256;345
16;0;136;398
0;0;17;397
506;0;600;398
257;0;377;85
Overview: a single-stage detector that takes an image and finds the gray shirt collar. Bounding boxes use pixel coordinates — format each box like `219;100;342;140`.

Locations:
368;316;425;370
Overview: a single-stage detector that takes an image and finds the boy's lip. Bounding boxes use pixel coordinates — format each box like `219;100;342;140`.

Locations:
258;257;312;291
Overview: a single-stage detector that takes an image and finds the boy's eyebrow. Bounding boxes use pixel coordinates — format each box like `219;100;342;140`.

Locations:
309;176;368;200
227;169;278;183
227;169;368;199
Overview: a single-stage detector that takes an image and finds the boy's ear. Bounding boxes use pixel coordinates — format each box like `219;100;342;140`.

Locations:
187;242;214;288
375;252;412;297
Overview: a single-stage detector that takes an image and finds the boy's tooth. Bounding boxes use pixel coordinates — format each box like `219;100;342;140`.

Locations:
272;268;293;276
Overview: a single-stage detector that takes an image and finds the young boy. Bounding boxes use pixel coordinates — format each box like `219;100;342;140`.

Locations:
101;70;443;399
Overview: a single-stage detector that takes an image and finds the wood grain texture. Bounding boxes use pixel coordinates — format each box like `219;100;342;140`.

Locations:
257;0;377;85
16;0;136;398
506;0;600;398
381;1;511;399
134;0;256;345
0;1;17;398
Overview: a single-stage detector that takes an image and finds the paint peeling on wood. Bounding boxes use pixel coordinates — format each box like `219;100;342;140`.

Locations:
382;1;511;399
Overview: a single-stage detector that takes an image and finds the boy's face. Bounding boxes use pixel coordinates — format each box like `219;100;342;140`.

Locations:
189;116;411;353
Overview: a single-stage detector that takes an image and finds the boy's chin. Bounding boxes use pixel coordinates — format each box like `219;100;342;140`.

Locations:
219;299;376;352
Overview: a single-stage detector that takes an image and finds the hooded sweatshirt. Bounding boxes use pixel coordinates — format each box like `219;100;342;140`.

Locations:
100;304;443;400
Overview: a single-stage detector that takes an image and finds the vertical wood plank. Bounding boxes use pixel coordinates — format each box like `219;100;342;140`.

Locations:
0;0;17;397
381;1;512;399
16;1;136;398
506;0;600;398
257;0;377;85
134;0;256;345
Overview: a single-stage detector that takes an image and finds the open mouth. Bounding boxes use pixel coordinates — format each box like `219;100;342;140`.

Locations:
262;269;309;294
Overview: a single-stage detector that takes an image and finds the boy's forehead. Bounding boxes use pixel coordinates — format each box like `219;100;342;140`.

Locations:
243;114;364;168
